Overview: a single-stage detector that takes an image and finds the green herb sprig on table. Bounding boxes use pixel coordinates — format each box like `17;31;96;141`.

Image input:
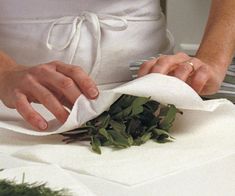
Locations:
62;94;182;154
0;179;70;196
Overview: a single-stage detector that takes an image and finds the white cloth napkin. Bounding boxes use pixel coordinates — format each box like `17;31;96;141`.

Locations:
0;73;235;186
0;73;229;135
0;164;96;196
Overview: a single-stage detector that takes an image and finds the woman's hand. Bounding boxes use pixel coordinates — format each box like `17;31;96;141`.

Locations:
138;52;227;95
0;57;99;131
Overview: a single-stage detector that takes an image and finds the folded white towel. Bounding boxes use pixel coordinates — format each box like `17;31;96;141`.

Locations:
0;73;230;135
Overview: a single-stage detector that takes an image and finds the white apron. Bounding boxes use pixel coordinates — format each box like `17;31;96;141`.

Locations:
0;0;174;85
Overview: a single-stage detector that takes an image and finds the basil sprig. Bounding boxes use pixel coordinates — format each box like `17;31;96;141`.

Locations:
62;95;182;154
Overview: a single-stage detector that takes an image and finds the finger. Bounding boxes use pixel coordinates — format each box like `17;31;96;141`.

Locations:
62;99;73;110
174;58;202;82
52;61;99;99
35;65;82;105
46;86;73;109
150;52;190;74
137;57;159;77
27;80;70;123
14;90;48;131
189;66;210;94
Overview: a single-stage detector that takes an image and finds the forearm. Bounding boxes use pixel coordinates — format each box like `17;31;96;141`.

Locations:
196;0;235;68
0;51;20;96
0;51;18;74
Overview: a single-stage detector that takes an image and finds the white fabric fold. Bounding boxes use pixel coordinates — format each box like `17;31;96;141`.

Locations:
0;73;232;136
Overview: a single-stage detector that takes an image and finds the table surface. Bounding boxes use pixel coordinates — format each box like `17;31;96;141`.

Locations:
1;153;235;196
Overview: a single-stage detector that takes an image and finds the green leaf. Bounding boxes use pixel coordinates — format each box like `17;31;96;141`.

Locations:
159;104;178;131
130;97;150;116
108;95;125;112
131;105;144;116
132;97;150;108
140;132;152;143
146;125;158;132
120;95;136;108
138;109;159;127
110;120;126;133
109;105;122;116
153;128;171;137
113;106;132;119
109;95;135;115
127;136;134;145
126;117;145;138
133;138;144;146
144;100;160;113
99;128;114;143
102;141;112;146
153;128;174;143
156;138;173;143
133;132;152;146
101;113;111;128
108;129;130;148
99;128;109;138
91;136;101;154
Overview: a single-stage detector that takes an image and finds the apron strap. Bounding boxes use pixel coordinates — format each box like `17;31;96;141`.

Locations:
46;12;128;78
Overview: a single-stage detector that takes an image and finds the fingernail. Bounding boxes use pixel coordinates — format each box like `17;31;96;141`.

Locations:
39;121;47;130
88;88;98;98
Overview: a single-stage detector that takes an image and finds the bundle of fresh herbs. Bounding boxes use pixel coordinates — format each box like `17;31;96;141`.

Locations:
0;178;70;196
62;94;182;154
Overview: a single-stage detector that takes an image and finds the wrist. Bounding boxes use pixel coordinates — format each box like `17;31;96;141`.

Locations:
195;50;231;72
0;51;18;73
0;51;21;98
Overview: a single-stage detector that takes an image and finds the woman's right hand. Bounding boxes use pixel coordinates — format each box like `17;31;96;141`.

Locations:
0;53;99;131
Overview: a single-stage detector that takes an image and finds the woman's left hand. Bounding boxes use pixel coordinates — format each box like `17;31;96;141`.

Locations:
137;52;227;95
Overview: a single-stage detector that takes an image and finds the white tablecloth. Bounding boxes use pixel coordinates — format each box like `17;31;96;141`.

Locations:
1;153;234;196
